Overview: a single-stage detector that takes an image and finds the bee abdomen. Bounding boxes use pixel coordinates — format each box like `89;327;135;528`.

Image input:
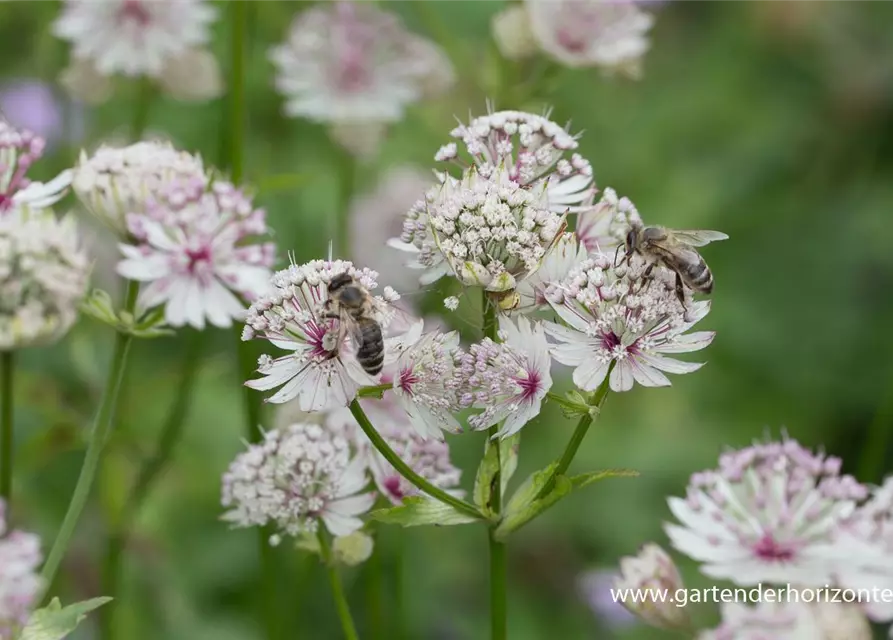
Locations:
356;321;384;376
685;259;714;293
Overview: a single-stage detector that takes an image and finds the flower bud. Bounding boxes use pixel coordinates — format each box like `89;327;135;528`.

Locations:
159;48;224;102
491;5;537;61
614;544;690;631
332;532;375;566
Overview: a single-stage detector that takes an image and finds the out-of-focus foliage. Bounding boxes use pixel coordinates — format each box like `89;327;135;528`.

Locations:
2;1;893;639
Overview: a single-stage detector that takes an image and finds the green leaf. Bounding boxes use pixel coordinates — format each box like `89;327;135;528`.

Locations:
370;497;478;527
494;464;572;540
473;433;520;516
79;289;118;326
20;597;112;640
570;468;640;489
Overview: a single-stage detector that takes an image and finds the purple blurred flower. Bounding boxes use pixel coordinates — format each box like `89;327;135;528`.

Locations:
0;81;63;147
577;569;637;629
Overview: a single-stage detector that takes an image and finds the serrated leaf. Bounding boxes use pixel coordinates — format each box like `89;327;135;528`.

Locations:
20;597;112;640
370;497;478;527
473;433;520;516
494;463;571;540
570;468;639;489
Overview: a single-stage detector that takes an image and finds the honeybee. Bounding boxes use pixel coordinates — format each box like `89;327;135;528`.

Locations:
324;272;385;376
620;223;728;305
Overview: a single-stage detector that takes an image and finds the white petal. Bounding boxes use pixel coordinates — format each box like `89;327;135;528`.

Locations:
609;360;635;392
572;358;610;391
658;331;715;353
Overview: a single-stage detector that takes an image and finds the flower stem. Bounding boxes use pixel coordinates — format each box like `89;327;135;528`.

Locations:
318;531;360;640
535;366;614;501
228;0;247;185
39;280;140;596
366;544;384;640
0;351;13;505
99;331;206;639
348;400;483;520
130;77;154;140
333;145;355;259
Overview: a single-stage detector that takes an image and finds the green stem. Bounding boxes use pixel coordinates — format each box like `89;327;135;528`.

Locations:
544;391;589;414
366;544;384;640
334;146;356;259
130;77;154;140
39;280;140;596
348;400;482;520
228;0;247;184
318;531;360;640
99;332;206;639
535;366;614;500
0;352;13;505
393;538;405;640
357;384;392;398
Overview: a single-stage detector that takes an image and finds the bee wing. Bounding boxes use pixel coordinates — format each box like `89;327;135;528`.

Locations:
671;230;729;247
337;311;366;347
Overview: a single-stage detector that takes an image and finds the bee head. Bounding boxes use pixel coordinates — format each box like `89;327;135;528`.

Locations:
328;272;353;293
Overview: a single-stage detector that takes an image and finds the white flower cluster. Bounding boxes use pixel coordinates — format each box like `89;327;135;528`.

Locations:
0;500;42;638
73;141;207;236
1;121;72;214
575;187;643;255
222;422;375;540
53;0;222;104
117;176;275;329
491;0;655;78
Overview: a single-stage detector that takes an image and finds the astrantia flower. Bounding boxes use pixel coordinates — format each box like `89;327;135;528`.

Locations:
515;232;588;313
221;422;375;539
243;260;400;412
575;187;642;255
524;0;654;77
269;2;453;126
390;325;466;439
665;437;869;587
545;254;714;392
698;602;822;640
0;206;90;350
117;177;275;329
614;544;689;631
72;141;206;236
436;110;596;214
335;397;462;504
52;0;219;81
460;316;552;438
1;121;71;214
0;499;42;638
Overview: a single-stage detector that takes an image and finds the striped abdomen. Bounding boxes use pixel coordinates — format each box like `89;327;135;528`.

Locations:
355;318;384;376
678;255;714;294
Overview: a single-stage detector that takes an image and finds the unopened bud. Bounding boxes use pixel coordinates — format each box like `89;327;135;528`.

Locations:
614;544;689;631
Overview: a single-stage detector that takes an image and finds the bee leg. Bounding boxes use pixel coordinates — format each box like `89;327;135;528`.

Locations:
644;262;655;279
674;272;688;310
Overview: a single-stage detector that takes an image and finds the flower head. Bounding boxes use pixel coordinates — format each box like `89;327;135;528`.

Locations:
665;437;869;587
390;323;466;439
545;254;714;392
0;500;42;638
436;110;595;214
53;0;218;78
117;177;274;329
72;141;206;236
1;121;71;214
524;0;654;77
575;187;642;255
221;422;375;540
614;544;689;631
269;2;453;126
243;260;401;412
459;316;553;438
697;601;869;640
0;207;90;350
515;232;588;313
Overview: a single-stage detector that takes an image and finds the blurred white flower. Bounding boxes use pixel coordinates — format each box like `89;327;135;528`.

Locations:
0;206;90;350
58;58;114;106
0;499;42;638
515;232;588;313
335;396;462;504
545;254;714;392
524;0;654;77
1;121;71;213
52;0;218;78
665;437;869;587
349;166;433;292
436;110;595;214
491;5;538;61
332;531;374;566
698;602;822;640
72;141;206;236
575;187;643;255
243;260;402;412
158;48;224;102
117;177;275;329
460;316;553;439
221;422;375;539
614;544;689;631
269;2;454;126
811;602;873;640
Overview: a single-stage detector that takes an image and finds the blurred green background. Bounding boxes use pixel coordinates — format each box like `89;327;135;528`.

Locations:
3;1;893;638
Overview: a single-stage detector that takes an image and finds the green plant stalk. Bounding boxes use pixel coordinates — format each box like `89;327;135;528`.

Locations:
535;364;614;500
0;351;13;505
100;332;206;639
366;543;384;640
349;400;482;519
39;280;140;596
333;146;356;259
318;531;360;640
482;295;507;640
130;77;155;140
393;536;405;640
